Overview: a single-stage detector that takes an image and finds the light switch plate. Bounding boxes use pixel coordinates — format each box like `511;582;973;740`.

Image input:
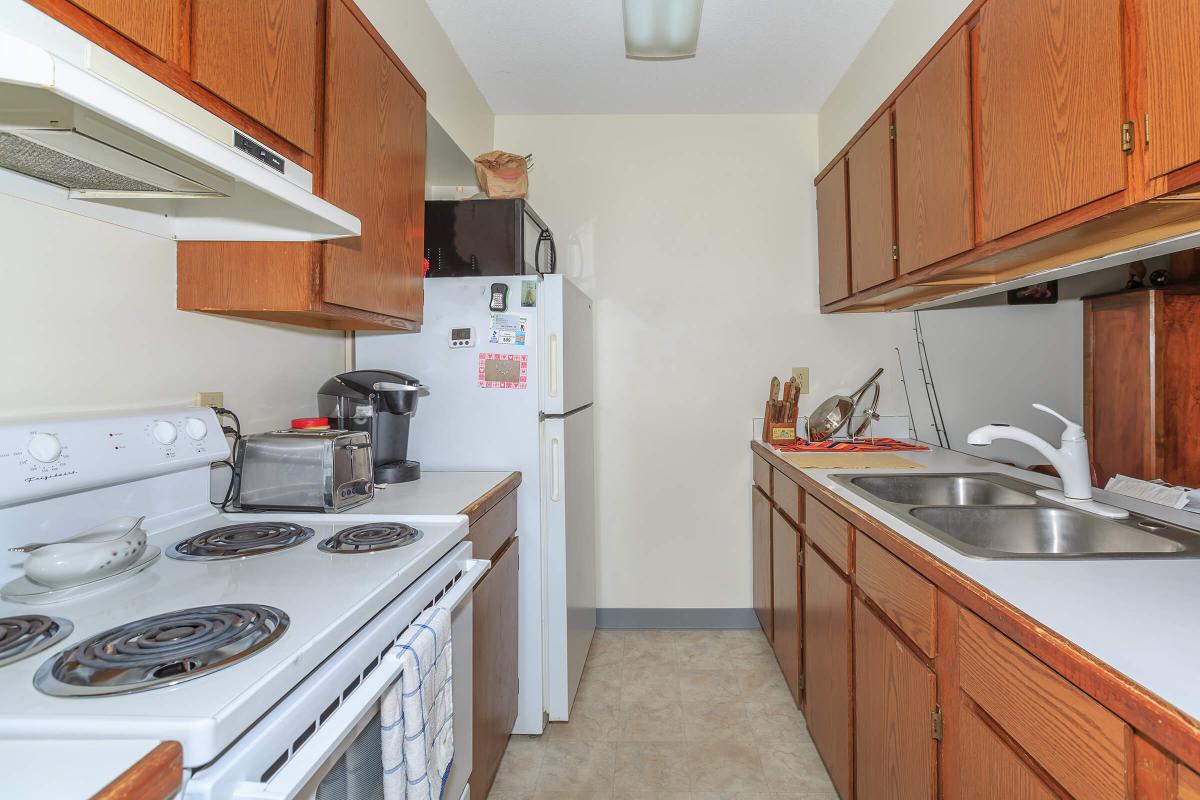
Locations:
791;368;810;394
196;391;224;407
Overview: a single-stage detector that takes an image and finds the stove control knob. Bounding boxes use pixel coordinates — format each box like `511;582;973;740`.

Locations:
184;417;208;441
27;432;62;463
152;420;178;445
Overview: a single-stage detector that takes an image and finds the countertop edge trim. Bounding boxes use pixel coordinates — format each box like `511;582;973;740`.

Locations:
458;472;522;526
91;741;182;800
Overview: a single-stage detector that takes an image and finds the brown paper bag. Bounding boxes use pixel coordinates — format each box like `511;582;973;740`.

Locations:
474;151;529;199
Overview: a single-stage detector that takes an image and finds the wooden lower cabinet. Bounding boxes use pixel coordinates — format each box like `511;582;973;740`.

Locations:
946;607;1131;800
472;537;518;799
771;509;801;703
752;487;773;641
750;444;1200;800
803;541;852;799
854;598;937;800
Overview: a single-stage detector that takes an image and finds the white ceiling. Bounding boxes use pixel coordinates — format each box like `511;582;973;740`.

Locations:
426;0;895;115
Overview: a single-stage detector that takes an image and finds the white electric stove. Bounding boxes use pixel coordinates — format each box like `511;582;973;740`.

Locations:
0;409;485;799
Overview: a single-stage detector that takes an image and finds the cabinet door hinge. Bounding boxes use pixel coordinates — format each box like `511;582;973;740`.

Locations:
797;549;804;567
931;705;944;741
891;244;900;261
889;123;897;141
1122;121;1135;154
798;673;805;693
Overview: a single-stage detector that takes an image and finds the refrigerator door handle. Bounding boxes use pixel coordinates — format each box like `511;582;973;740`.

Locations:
548;333;560;398
550;437;562;502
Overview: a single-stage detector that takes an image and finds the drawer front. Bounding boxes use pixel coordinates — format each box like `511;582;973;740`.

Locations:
957;609;1130;800
772;471;803;526
805;497;851;573
856;534;937;657
466;489;518;564
753;454;772;493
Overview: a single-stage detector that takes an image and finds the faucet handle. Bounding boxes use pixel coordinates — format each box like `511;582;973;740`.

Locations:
1032;403;1085;441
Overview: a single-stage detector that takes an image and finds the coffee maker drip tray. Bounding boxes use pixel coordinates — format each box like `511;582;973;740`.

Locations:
374;460;421;484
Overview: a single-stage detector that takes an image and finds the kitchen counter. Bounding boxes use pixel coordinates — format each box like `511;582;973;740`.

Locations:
2;740;180;799
753;439;1200;752
360;471;521;523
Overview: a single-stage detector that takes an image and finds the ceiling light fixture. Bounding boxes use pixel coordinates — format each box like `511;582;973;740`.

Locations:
622;0;704;60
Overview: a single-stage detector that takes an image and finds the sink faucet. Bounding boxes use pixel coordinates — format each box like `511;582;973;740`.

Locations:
967;404;1128;519
967;404;1092;500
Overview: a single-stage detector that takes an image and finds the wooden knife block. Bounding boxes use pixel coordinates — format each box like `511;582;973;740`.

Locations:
762;400;799;445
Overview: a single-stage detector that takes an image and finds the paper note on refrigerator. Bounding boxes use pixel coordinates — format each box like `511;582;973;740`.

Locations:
488;313;528;346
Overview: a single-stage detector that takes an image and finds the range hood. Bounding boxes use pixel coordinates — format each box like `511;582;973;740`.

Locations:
0;1;360;241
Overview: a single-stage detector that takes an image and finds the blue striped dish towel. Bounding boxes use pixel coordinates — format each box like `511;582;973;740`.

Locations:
381;605;454;800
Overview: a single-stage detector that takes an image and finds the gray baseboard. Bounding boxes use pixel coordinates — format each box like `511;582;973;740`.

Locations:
595;608;759;629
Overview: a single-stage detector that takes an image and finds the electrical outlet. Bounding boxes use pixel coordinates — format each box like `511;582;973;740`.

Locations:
791;367;810;394
196;391;224;408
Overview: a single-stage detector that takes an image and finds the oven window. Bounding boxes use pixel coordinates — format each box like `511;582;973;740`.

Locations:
316;711;384;800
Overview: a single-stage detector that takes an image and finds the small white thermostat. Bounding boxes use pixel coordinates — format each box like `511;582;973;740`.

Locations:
449;326;475;348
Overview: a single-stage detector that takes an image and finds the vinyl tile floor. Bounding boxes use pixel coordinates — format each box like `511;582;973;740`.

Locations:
486;629;839;800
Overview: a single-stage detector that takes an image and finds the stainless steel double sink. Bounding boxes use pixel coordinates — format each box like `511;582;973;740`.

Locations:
829;473;1200;560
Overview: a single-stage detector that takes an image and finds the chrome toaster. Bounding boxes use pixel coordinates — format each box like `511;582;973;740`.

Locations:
237;429;373;512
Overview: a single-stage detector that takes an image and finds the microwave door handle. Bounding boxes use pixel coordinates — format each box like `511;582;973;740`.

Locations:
235;558;490;800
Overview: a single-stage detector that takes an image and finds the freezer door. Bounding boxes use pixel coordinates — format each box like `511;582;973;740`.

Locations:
541;406;597;720
541;275;594;415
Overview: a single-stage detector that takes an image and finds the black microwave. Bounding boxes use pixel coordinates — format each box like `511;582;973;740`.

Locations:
424;199;555;277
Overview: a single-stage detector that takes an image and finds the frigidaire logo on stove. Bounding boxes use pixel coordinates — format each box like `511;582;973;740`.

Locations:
24;470;77;483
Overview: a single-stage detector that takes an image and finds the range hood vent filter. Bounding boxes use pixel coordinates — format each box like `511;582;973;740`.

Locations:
0;130;223;198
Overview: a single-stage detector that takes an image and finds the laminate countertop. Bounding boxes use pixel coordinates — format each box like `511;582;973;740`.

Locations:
2;740;180;800
757;440;1200;724
355;470;521;523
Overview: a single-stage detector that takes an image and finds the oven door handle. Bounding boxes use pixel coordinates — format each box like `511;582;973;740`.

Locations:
231;557;490;800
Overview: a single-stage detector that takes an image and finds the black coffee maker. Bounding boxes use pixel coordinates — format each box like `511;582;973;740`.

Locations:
317;369;423;483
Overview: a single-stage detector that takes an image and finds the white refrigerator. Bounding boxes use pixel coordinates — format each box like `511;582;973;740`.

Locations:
356;274;596;731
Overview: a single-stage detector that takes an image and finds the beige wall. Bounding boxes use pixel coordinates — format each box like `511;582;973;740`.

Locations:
494;114;910;610
0;3;490;433
0;195;345;431
818;0;968;165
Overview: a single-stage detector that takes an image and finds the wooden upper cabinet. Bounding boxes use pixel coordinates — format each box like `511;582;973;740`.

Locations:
895;27;973;273
849;111;897;293
322;0;426;321
190;0;323;155
975;0;1125;241
854;599;937;800
1134;0;1200;182
816;158;851;305
67;0;184;62
803;541;853;800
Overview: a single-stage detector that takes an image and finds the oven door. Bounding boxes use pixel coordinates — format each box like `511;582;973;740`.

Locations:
183;543;487;800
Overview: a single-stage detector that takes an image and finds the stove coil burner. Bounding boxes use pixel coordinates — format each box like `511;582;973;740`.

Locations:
34;604;287;696
167;522;315;561
0;615;73;668
318;522;424;554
